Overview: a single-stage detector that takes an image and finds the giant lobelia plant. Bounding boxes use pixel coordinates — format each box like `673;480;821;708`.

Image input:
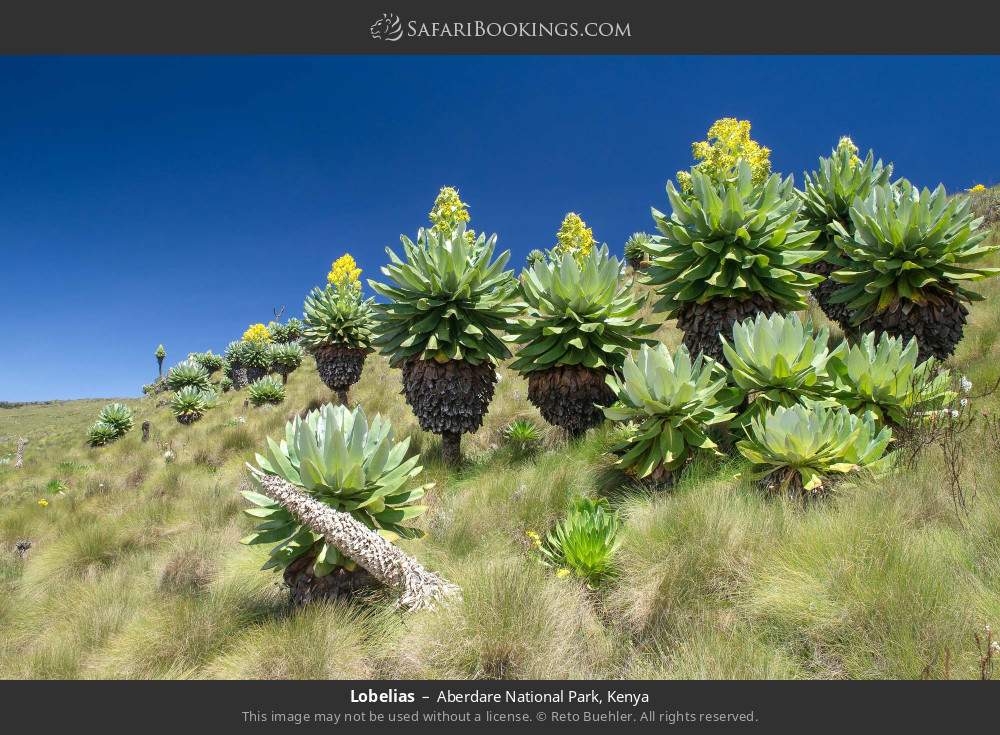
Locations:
511;245;657;436
242;404;432;605
797;136;893;329
603;343;738;484
829;180;999;361
369;221;520;465
644;160;824;362
302;253;376;405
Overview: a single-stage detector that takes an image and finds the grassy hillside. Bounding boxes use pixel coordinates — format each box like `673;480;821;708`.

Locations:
3;254;1000;680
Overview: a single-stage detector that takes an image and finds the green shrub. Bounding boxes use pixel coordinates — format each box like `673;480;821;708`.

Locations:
537;497;622;588
242;404;429;577
242;340;272;371
830;180;999;360
503;419;543;455
247;376;285;407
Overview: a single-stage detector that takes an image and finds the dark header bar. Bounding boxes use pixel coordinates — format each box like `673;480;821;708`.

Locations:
0;0;998;54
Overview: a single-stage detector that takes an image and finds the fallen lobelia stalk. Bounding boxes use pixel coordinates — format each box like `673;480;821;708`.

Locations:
247;466;460;611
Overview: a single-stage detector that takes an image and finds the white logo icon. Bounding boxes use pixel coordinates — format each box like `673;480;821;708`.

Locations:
370;13;403;42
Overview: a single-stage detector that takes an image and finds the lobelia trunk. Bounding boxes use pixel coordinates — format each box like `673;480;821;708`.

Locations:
527;365;614;437
676;294;779;364
441;431;461;466
400;358;497;467
141;421;150;442
249;468;460;610
313;345;368;404
856;297;969;363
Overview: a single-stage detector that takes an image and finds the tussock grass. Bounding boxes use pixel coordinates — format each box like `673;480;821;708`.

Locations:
2;239;1000;679
394;550;614;679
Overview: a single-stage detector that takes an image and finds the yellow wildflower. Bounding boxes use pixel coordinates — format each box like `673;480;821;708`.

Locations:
552;212;595;263
327;253;362;294
37;499;49;508
970;184;987;193
525;530;542;549
242;323;272;343
837;135;862;168
555;568;570;578
677;118;772;192
428;186;478;245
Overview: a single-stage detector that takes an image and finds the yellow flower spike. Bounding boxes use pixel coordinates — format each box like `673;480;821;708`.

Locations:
242;323;272;343
428;186;477;245
37;499;49;508
327;253;363;298
837;136;862;168
678;117;772;192
552;212;595;263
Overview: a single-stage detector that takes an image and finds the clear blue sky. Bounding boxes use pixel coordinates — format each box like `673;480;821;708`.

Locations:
2;56;998;401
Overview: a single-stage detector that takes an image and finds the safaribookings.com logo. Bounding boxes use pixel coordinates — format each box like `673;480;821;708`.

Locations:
370;13;631;42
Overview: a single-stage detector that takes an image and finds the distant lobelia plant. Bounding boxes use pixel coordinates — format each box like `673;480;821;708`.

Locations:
302;253;375;405
97;403;134;435
604;343;738;484
623;231;653;271
830;180;999;361
87;421;120;448
721;312;843;424
170;386;216;425
242;403;430;605
86;403;134;447
511;245;656;437
524;249;546;270
165;360;212;392
241;340;272;383
644;160;823;362
536;497;622;589
268;318;305;344
224;340;251;389
155;344;166;378
191;350;224;375
369;211;520;465
248;375;286;407
736;403;893;498
269;342;304;384
797;136;893;329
